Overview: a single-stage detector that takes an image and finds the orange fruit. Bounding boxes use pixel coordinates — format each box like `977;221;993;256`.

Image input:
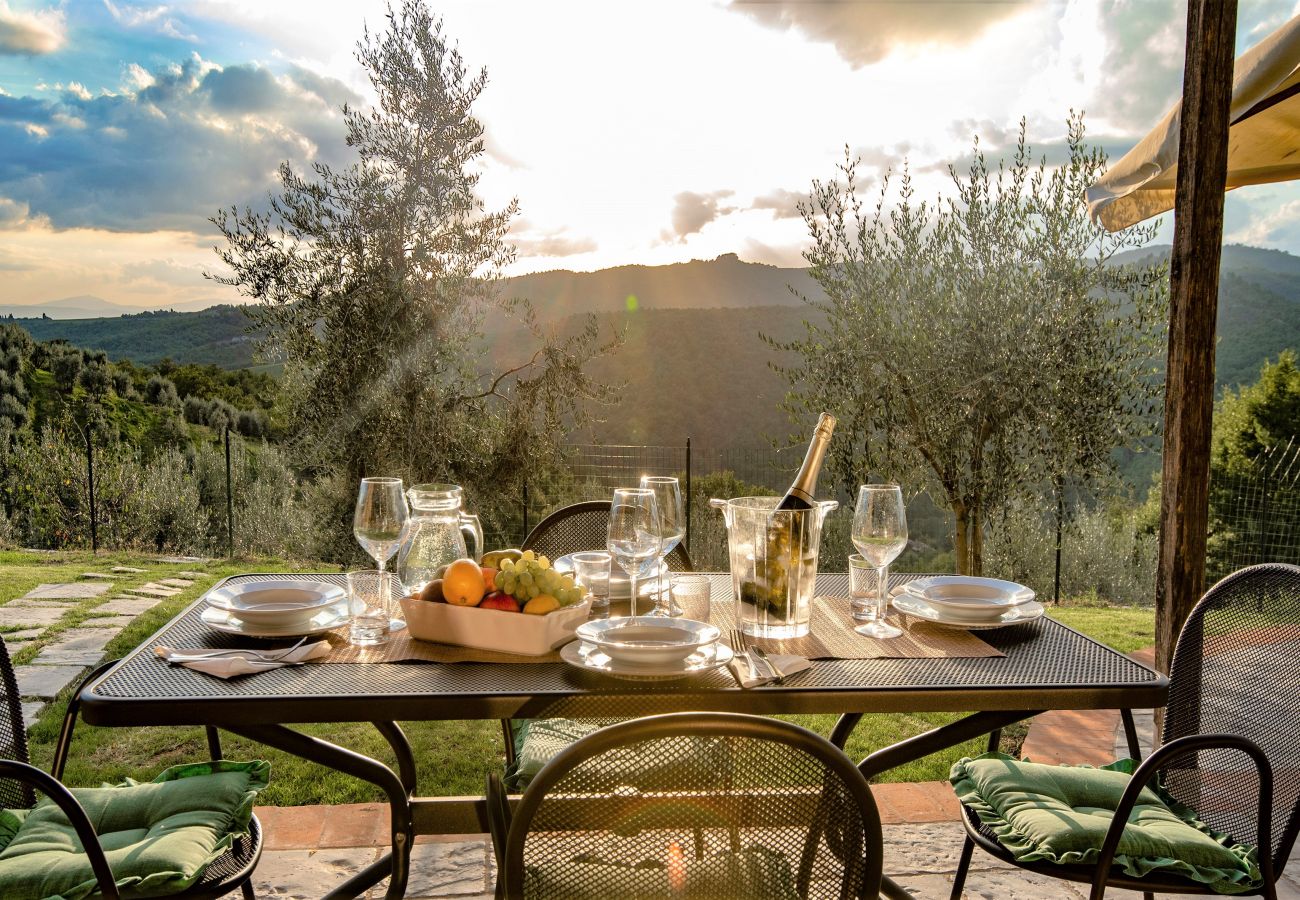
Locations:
443;558;487;607
523;594;559;615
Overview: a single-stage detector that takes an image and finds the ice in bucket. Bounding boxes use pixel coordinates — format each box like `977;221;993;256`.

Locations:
710;496;838;638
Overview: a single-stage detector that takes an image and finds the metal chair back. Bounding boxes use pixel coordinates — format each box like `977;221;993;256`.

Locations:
501;712;883;899
522;500;694;571
0;637;33;808
1162;562;1300;873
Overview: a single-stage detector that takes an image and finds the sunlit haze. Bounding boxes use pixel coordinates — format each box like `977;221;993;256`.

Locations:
2;0;1300;310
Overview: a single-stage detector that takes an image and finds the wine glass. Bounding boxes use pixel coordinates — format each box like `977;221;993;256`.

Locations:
851;483;908;638
639;475;686;617
606;487;661;617
354;477;408;574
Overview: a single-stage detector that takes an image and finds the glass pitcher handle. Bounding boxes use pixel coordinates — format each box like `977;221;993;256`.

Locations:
460;512;483;562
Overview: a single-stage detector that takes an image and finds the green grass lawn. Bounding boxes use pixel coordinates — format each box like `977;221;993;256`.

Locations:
18;555;1156;806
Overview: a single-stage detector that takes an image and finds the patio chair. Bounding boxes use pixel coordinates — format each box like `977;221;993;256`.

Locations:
506;499;696;779
0;643;264;899
949;562;1300;900
521;499;695;571
486;712;884;899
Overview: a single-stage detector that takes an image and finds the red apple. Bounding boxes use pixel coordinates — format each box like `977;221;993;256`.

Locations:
480;592;520;613
481;567;499;593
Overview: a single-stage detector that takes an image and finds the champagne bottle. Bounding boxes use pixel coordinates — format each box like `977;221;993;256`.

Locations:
775;413;837;510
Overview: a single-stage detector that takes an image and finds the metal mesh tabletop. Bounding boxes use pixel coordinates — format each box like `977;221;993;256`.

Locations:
81;574;1166;727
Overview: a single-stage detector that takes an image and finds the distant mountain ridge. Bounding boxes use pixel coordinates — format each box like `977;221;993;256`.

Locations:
503;253;819;317
0;294;224;320
6;246;1299;455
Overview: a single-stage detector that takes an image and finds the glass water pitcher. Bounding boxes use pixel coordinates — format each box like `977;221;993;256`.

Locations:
397;483;483;593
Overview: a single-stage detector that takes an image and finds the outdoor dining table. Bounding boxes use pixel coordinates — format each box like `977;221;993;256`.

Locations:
78;572;1168;899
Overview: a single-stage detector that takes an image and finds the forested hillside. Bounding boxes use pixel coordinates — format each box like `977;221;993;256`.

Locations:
8;246;1300;459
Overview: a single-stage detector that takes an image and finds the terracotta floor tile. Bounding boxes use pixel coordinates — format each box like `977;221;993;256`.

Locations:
320;803;389;848
255;805;325;851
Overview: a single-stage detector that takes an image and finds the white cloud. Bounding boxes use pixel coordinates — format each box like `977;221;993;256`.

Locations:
0;1;64;55
728;0;1030;68
0;56;356;232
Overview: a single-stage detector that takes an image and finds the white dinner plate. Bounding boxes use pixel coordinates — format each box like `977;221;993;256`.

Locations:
205;579;346;627
890;589;1045;631
900;576;1035;620
575;617;721;666
553;553;668;600
200;602;367;639
561;639;733;680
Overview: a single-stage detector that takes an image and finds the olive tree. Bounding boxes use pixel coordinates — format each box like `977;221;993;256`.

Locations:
211;1;613;551
777;116;1166;574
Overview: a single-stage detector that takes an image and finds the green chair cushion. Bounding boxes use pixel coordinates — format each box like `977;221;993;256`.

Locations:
525;845;798;898
0;759;269;900
507;719;605;790
950;752;1261;894
506;719;728;794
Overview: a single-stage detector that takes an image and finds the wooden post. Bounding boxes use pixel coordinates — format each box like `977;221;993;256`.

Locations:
1155;0;1238;676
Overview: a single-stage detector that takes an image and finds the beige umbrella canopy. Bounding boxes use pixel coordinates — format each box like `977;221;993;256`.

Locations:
1087;13;1300;232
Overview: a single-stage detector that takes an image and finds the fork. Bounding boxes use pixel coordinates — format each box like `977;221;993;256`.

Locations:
161;635;309;663
730;628;774;683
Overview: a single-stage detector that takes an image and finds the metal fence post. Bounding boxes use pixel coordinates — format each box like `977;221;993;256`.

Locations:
225;427;234;557
85;430;97;554
1053;479;1063;605
522;477;530;545
685;436;692;554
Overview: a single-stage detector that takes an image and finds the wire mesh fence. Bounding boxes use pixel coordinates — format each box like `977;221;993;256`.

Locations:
1208;439;1300;581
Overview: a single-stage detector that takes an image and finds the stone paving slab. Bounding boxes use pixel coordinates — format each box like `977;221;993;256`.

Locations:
20;702;43;729
250;847;381;898
157;556;210;564
127;584;181;598
0;607;69;628
79;615;135;629
80;572;117;580
5;598;80;608
159;578;195;588
33;628;118;666
95;597;161;616
176;571;208;579
2;628;46;642
111;566;146;573
244;814;1300;899
15;664;85;699
22;582;112;600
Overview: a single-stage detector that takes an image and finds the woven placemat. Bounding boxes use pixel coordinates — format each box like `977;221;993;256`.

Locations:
311;592;1000;664
714;596;1003;660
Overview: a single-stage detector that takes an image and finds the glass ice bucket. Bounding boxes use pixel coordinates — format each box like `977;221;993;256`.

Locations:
710;495;838;638
397;483;483;594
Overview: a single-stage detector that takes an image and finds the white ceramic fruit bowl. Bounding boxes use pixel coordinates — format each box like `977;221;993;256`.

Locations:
399;595;591;656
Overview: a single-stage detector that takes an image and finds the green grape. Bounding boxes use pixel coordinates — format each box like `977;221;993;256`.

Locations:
494;571;507;590
525;584;538;599
521;550;536;562
519;571;534;588
538;555;550;569
560;575;575;591
500;559;514;572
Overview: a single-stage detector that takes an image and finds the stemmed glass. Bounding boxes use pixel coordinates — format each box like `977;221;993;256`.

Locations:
606;488;662;617
851;483;908;638
354;477;409;574
639;475;686;617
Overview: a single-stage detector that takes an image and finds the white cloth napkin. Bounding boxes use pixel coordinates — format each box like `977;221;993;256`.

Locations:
727;651;811;688
153;641;332;679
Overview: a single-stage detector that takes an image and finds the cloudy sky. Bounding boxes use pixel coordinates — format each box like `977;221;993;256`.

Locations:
1;0;1299;310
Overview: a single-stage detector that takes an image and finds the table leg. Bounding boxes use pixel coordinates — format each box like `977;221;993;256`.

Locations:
830;709;1044;900
224;723;413;900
